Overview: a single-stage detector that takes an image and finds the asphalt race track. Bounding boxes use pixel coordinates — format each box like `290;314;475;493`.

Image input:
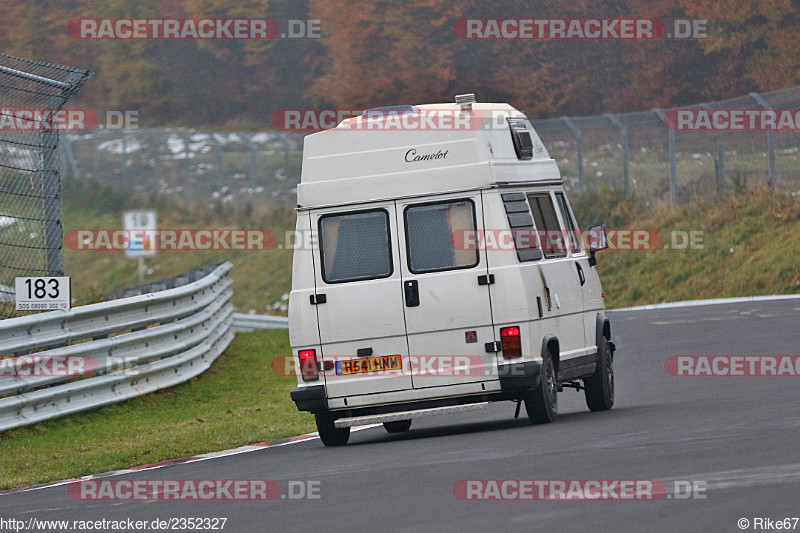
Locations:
2;299;799;532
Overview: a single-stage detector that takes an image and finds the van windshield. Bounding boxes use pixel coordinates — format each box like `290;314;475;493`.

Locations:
319;210;393;283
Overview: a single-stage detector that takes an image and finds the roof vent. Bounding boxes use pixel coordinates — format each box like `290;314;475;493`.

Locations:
455;93;476;111
507;118;533;160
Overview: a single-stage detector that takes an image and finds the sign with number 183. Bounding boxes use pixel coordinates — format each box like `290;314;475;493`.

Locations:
14;277;71;311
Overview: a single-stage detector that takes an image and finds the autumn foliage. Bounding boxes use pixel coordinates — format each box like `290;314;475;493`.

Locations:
1;0;797;127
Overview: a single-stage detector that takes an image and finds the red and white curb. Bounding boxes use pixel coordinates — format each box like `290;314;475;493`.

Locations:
0;425;380;496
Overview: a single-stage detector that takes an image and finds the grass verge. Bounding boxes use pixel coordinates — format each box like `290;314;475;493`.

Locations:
582;189;800;308
58;182;800;312
0;330;313;490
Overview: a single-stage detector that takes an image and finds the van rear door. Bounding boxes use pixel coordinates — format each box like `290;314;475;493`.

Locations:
395;193;498;389
310;204;413;397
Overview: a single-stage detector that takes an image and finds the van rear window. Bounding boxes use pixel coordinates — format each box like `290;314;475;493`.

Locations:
405;200;479;274
555;192;582;253
502;193;543;262
527;193;567;258
319;210;393;283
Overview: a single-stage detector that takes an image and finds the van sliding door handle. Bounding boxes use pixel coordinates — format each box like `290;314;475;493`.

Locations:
575;263;586;286
404;280;420;307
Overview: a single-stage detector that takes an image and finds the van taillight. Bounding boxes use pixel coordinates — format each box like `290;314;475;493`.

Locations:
500;326;522;358
298;349;319;381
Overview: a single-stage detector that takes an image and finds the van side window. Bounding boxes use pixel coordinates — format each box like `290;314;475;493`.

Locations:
526;193;567;258
501;192;543;262
405;200;479;274
555;192;582;253
319;210;393;283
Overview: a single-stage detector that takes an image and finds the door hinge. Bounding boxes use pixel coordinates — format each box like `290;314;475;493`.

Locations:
485;341;501;353
310;293;327;305
478;274;495;286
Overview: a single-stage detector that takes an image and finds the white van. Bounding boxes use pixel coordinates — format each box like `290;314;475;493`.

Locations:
288;95;614;446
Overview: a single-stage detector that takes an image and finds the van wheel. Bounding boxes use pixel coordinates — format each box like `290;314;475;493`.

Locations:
383;420;412;433
523;352;558;424
584;336;614;412
315;413;350;446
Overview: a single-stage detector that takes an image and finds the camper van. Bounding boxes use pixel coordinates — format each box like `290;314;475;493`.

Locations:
288;94;614;446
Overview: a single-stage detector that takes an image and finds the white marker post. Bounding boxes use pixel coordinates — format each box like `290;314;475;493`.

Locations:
123;210;157;285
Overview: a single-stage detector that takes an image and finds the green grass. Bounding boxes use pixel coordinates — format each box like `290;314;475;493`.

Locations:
0;330;314;490
60;181;296;314
58;182;800;313
585;189;800;308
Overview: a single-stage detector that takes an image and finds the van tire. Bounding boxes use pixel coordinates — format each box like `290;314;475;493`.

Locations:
584;336;614;412
523;352;558;424
383;420;412;433
315;413;350;446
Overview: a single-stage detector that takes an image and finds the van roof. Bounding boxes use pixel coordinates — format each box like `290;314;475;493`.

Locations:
297;100;561;209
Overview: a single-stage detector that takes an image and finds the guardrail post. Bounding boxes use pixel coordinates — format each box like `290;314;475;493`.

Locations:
561;117;584;192
653;109;677;204
605;113;629;193
750;92;777;191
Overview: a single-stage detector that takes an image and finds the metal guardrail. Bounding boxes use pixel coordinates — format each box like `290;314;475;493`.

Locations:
231;313;288;332
0;263;234;432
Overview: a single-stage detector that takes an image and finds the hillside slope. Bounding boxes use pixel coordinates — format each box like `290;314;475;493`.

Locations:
62;188;800;312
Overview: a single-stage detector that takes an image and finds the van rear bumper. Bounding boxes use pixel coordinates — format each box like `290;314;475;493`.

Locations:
498;359;542;392
291;385;327;412
291;360;541;414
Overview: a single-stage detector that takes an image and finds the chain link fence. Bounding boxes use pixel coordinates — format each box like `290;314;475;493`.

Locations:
60;85;800;216
20;83;798;319
64;129;303;208
0;53;92;318
531;85;800;203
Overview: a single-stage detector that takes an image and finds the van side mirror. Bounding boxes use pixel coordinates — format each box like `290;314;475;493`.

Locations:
587;224;608;267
